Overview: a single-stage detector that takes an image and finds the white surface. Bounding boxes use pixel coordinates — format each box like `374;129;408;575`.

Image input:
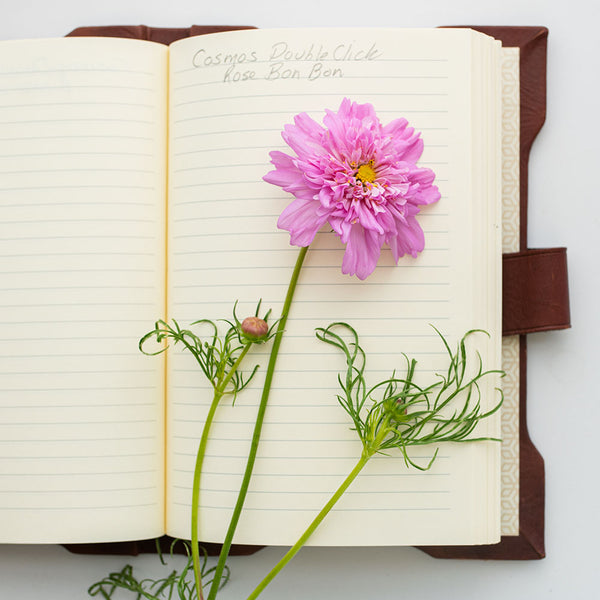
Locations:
0;0;598;598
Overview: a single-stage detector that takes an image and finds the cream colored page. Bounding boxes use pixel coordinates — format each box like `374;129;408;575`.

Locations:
166;29;501;546
500;46;520;536
0;38;167;543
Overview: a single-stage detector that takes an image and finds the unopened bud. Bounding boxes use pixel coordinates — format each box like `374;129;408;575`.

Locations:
241;316;269;340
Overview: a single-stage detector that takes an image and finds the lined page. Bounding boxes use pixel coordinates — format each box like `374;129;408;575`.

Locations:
166;28;501;546
0;38;167;543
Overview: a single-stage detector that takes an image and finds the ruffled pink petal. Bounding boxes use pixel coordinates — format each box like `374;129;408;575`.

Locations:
354;101;378;125
382;119;424;163
353;200;386;234
322;109;354;159
408;168;441;205
281;113;326;159
387;215;425;261
263;152;304;190
328;214;350;243
278;198;329;247
341;225;383;280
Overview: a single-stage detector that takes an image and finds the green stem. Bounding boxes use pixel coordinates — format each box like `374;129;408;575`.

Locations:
246;452;371;600
245;419;390;600
207;246;309;600
191;344;252;600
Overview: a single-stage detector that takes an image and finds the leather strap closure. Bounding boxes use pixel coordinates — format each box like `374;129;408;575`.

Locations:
503;247;570;336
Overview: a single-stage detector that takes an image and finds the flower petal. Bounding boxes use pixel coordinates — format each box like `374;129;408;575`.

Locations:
408;168;441;205
281;112;326;159
382;119;424;162
387;215;425;261
341;225;383;280
263;98;441;279
278;198;329;247
263;152;302;189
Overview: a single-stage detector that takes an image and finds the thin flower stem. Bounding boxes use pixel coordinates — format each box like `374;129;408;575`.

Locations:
191;344;252;600
245;418;390;600
207;246;309;600
245;452;371;600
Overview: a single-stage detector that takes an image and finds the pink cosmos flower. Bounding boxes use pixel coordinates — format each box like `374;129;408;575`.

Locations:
264;98;441;280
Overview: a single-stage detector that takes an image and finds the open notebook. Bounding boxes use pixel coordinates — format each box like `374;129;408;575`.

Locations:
0;28;504;546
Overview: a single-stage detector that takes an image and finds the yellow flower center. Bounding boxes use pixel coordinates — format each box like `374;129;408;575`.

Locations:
355;161;377;184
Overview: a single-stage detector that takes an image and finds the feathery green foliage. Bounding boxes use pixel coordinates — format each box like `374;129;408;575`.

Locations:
315;322;504;468
139;300;275;402
88;540;230;600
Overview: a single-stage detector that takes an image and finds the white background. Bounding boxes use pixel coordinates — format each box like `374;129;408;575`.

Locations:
0;1;597;599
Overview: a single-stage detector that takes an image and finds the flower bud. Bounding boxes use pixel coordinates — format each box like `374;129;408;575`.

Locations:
241;316;269;340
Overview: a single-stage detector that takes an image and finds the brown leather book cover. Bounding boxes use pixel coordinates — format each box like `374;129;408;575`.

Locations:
62;24;570;561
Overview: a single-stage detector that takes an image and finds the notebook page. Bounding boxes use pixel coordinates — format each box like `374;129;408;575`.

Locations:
500;47;520;535
0;38;167;543
167;28;501;546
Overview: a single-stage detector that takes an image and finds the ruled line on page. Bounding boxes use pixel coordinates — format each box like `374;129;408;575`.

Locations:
0;169;154;177
175;469;451;477
175;485;450;495
175;503;450;512
1;285;153;292
0;353;146;359
2;469;158;476
173;91;449;108
0;202;155;209
0;403;156;409
0;84;154;93
172;264;449;271
0;453;156;460
170;247;450;255
0;67;155;76
0;369;154;376
0;185;155;192
173;163;270;173
0;272;153;278
174;452;448;461
1;387;156;393
173;74;447;91
0;302;155;308
1;419;156;426
173;127;448;140
0;118;153;127
172;282;450;289
0;101;154;109
1;251;155;258
172;108;449;124
0;134;154;141
0;318;151;324
0;486;157;494
0;504;158;511
171;228;445;238
0;150;153;158
0;438;155;443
